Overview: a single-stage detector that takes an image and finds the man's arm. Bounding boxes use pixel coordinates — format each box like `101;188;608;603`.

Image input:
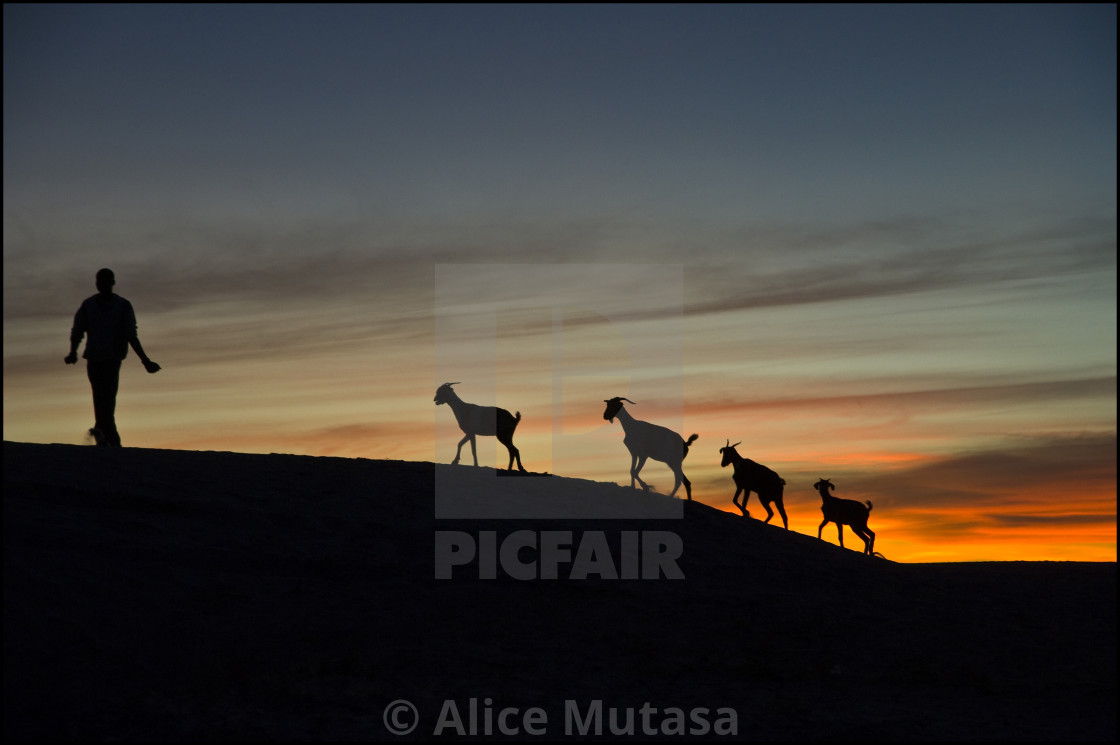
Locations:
129;336;160;373
126;303;160;373
65;306;85;364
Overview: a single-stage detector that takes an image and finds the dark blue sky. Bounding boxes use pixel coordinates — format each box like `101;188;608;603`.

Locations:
6;4;1115;224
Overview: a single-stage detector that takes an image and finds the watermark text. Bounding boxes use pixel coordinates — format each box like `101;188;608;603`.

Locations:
434;530;684;580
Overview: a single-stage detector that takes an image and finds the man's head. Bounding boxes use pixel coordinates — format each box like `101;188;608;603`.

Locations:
95;268;115;295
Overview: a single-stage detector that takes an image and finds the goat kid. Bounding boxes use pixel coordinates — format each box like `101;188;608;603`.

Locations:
814;478;875;555
435;382;526;471
719;440;789;528
603;397;698;500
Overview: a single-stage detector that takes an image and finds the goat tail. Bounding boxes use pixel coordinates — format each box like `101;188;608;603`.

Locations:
683;433;699;458
513;411;522;430
865;500;873;512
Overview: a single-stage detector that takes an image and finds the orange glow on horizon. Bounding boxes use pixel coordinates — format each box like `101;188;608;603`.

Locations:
126;416;1116;565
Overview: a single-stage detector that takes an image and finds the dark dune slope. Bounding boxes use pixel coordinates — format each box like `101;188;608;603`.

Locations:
4;442;1115;740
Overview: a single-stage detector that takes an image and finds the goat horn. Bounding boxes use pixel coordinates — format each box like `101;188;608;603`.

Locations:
731;441;741;448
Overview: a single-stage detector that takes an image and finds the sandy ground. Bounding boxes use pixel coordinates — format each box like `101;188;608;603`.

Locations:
4;442;1115;741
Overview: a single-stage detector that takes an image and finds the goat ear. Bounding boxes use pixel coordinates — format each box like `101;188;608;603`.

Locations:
622;397;636;404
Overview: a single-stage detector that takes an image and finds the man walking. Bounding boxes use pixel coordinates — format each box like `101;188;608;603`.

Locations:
65;268;161;446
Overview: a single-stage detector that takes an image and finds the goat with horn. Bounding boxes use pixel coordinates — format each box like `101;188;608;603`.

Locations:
602;397;698;500
719;440;789;528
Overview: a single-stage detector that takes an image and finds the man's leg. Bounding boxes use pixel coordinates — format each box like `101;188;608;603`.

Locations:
87;359;122;446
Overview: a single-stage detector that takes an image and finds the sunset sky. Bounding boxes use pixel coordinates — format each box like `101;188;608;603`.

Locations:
4;4;1116;562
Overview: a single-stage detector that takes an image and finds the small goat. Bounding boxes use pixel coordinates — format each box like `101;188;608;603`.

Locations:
602;397;698;500
719;440;788;528
814;478;875;555
434;382;526;471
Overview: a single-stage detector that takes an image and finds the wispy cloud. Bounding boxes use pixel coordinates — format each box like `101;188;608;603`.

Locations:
684;215;1116;316
688;377;1117;416
855;432;1117;509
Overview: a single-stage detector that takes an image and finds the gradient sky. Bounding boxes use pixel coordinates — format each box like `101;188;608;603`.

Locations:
4;4;1116;562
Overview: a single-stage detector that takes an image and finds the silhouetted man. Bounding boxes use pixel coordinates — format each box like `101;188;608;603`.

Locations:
65;268;160;446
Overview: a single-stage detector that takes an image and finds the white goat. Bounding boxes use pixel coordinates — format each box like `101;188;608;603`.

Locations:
435;382;526;471
602;397;698;500
814;478;875;555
